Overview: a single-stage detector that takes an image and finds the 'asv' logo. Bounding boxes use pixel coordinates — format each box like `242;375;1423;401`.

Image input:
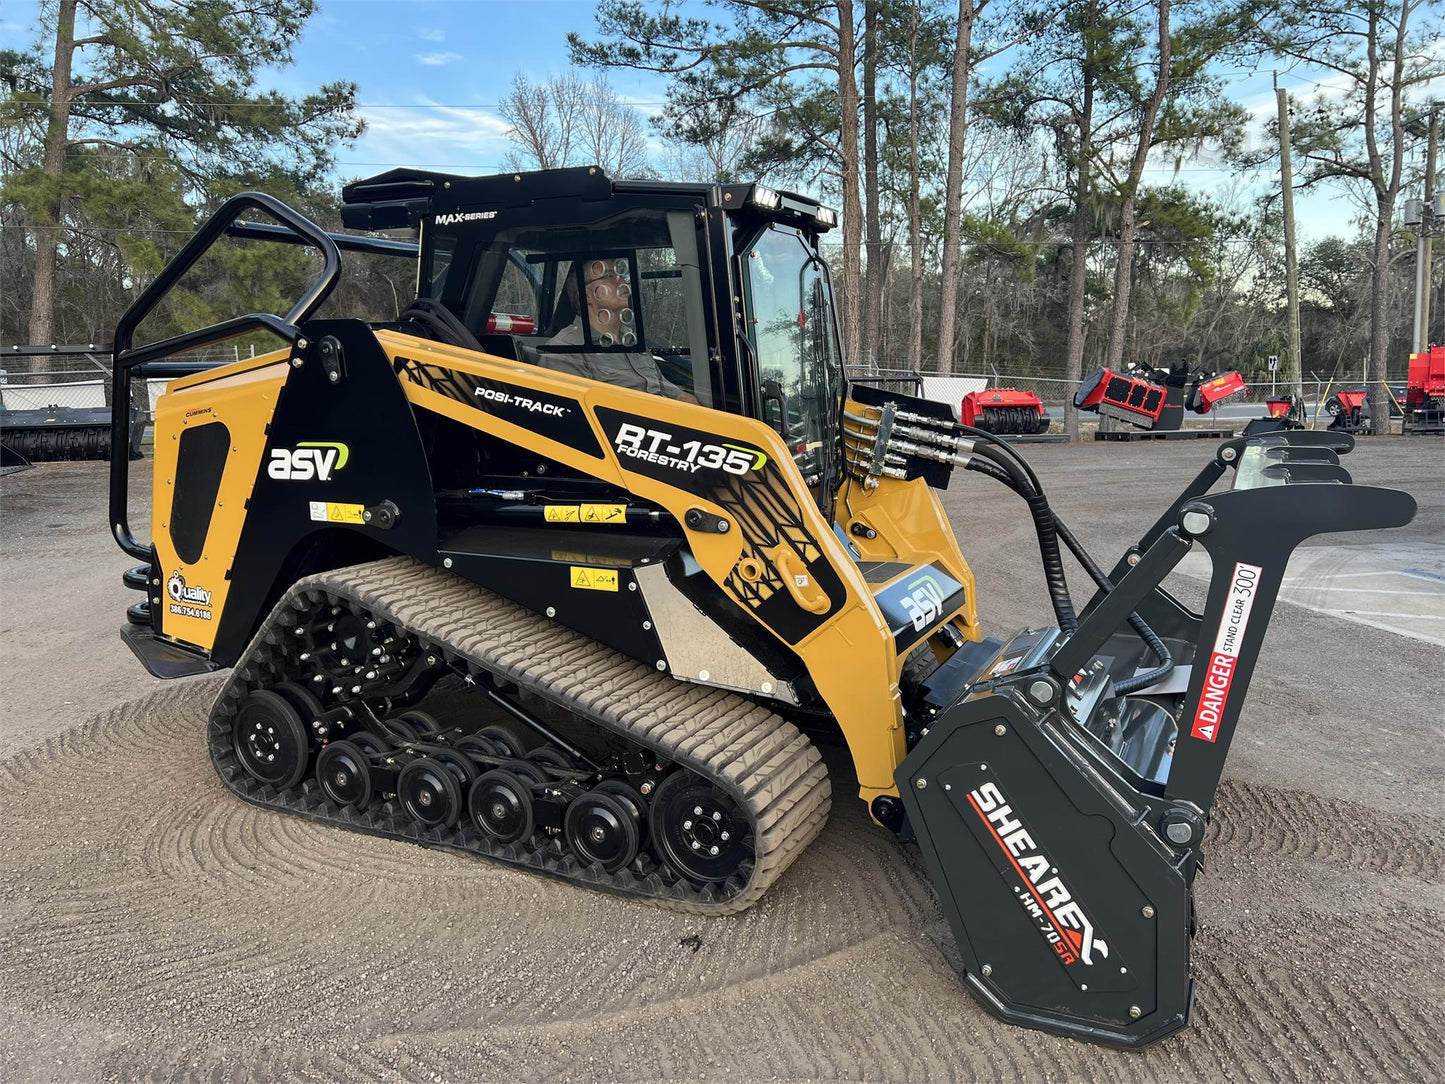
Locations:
900;573;946;631
268;442;349;482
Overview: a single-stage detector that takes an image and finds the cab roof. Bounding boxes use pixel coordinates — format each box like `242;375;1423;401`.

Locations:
340;165;836;235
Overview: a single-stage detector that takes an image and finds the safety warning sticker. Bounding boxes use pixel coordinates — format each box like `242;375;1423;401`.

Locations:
545;504;628;525
309;501;365;524
1191;560;1263;743
570;567;619;592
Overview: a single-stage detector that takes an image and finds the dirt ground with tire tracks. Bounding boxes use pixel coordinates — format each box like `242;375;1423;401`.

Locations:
1;435;1441;1082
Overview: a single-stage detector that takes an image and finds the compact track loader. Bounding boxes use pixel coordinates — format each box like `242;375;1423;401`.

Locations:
107;168;1416;1048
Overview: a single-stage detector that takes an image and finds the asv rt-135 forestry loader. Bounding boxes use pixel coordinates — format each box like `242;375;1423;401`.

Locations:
106;168;1416;1048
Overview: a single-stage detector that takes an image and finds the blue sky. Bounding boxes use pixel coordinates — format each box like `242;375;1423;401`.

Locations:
268;0;670;176
4;0;1439;242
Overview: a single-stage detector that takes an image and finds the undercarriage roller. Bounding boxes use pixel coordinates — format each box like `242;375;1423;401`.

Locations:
478;724;525;758
398;756;466;829
316;739;373;809
565;790;641;873
594;779;649;845
526;745;576;772
470;768;535;844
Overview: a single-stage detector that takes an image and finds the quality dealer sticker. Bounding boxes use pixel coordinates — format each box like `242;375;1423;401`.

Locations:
1191;561;1263;742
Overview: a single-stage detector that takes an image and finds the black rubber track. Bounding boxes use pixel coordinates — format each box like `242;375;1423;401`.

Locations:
207;556;832;915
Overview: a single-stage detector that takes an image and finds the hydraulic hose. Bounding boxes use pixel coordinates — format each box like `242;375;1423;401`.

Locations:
967;442;1077;634
1049;516;1174;695
963;455;1172;692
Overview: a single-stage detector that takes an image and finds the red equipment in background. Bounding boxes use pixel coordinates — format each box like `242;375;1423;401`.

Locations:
1324;389;1371;432
960;388;1051;434
1189;371;1247;412
1405;345;1445;433
1074;367;1167;426
1074;361;1246;433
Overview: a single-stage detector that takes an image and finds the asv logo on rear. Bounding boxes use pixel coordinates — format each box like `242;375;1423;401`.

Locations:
268;442;349;482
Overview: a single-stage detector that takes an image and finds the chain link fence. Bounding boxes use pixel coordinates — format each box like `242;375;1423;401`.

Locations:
4;355;1405;436
846;367;1409;431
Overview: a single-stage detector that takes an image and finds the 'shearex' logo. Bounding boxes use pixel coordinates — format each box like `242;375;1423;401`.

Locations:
968;780;1112;970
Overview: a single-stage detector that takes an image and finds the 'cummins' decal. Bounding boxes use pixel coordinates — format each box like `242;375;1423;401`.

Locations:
965;779;1130;990
166;570;214;620
396;358;604;459
1191;560;1263;743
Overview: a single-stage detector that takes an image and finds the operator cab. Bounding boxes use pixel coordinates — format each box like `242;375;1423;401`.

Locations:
341;166;844;501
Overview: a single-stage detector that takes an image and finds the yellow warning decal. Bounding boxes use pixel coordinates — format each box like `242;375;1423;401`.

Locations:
309;500;365;524
581;503;627;524
546;504;627;525
570;566;619;592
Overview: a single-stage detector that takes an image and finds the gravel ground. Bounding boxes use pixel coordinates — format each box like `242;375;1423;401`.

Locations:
1;435;1441;1082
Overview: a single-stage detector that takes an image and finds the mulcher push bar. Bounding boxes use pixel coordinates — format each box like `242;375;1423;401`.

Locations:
897;431;1416;1047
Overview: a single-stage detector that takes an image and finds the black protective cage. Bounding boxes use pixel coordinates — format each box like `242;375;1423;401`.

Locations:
107;193;416;561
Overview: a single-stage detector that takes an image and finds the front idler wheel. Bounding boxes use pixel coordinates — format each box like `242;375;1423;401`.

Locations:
565;790;640;873
316;740;373;809
397;756;463;830
470;769;535;844
232;689;311;789
649;772;751;884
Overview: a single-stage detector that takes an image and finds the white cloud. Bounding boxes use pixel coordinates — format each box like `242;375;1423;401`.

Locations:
346;98;513;173
417;27;445;42
415;51;462;67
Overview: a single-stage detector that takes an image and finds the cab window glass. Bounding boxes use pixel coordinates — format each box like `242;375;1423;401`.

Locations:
742;225;837;491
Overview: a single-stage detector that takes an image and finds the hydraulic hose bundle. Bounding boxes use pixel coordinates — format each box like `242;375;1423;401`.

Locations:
843;403;1173;694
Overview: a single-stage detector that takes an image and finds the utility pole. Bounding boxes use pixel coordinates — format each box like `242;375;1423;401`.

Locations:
1277;81;1302;394
1412;108;1438;353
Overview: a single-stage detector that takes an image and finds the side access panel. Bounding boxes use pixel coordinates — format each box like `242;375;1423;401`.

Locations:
897;690;1192;1047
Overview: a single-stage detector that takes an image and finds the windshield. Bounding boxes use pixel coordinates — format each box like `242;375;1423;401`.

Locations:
426;208;710;404
740;225;840;498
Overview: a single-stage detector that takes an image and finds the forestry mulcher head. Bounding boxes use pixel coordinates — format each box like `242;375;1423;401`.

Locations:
960;388;1051;435
103;171;1416;1050
1075;363;1246;432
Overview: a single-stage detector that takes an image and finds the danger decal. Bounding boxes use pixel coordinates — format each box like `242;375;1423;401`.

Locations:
1191;560;1263;743
967;780;1117;980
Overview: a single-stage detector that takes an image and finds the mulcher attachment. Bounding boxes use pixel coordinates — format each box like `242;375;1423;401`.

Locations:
0;403;145;461
960;389;1051;435
899;430;1417;1047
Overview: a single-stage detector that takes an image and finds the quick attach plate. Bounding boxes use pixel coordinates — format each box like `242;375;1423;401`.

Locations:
897;686;1192;1048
